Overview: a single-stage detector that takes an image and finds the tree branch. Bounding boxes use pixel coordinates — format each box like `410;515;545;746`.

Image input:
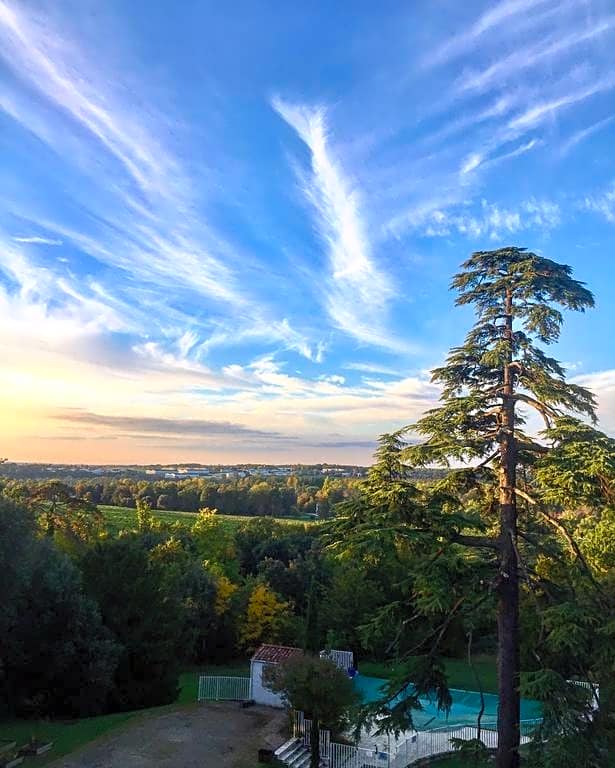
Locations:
452;532;499;550
513;393;557;428
536;508;603;594
514;487;537;506
477;450;499;469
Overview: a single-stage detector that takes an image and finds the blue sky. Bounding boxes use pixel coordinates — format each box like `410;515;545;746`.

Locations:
1;0;614;464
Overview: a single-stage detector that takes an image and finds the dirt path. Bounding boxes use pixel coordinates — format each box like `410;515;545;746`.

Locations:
50;703;287;768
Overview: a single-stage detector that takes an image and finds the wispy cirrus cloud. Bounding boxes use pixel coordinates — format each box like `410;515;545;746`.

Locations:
508;75;615;133
460;138;541;176
0;0;178;201
0;1;243;307
423;0;553;69
0;236;131;348
271;96;406;352
452;73;615;186
582;183;615;223
412;198;560;240
457;18;615;95
559;115;615;156
370;1;614;243
344;362;402;376
12;235;62;245
0;1;328;367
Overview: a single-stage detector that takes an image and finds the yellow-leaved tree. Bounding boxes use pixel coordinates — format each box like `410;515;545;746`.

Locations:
240;583;291;651
213;574;237;616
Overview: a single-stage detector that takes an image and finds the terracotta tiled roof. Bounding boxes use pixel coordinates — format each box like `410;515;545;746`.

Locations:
252;644;303;664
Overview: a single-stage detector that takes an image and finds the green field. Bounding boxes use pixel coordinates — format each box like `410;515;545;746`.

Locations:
100;505;314;534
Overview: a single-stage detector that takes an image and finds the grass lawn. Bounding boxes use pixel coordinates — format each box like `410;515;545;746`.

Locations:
0;665;247;766
1;711;137;767
198;660;250;677
359;654;498;694
100;505;314;535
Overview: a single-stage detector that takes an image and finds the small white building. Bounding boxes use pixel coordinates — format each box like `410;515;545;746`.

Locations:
250;644;303;707
250;644;356;707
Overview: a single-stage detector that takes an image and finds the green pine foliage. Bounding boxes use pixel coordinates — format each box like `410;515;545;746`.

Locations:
329;248;614;768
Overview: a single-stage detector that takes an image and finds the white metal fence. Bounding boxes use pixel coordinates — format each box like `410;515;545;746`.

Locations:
387;720;540;768
294;712;384;768
293;710;542;768
197;675;251;702
569;679;600;710
320;649;355;672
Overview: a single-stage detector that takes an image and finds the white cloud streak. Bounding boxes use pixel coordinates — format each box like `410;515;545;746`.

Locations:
423;0;553;69
458;18;615;94
560;115;615;156
12;235;63;245
272;96;404;351
460;138;541;176
508;76;615;132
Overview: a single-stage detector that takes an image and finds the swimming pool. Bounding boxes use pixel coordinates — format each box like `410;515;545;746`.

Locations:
353;675;542;731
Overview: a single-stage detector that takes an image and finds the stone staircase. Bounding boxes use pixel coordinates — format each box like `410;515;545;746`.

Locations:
274;737;320;768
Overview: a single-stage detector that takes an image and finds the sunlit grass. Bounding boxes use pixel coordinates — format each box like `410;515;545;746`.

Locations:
100;505;314;535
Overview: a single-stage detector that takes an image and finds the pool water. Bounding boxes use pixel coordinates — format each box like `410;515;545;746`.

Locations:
353;675;542;731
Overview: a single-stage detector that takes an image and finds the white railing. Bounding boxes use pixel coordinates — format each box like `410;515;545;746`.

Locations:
294;709;544;768
568;679;600;710
320;649;355;672
197;675;251;701
387;719;541;767
294;710;389;768
329;741;388;768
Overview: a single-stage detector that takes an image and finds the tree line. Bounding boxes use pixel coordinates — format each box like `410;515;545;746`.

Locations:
0;489;417;718
0;475;359;518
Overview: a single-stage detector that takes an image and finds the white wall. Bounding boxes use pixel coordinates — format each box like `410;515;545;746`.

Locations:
251;660;285;707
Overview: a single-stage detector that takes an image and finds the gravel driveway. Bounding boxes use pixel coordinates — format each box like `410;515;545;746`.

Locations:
49;702;287;768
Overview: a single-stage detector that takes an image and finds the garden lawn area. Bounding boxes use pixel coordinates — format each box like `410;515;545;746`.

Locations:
0;667;242;766
359;654;498;694
100;505;314;535
1;710;137;767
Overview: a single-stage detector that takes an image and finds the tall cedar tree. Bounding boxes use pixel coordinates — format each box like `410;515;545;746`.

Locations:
407;247;595;768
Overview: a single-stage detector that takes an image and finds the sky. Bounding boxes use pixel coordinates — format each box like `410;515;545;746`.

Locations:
1;0;614;465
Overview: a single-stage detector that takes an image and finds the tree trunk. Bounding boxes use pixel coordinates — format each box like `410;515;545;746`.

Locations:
496;288;520;768
310;715;320;768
